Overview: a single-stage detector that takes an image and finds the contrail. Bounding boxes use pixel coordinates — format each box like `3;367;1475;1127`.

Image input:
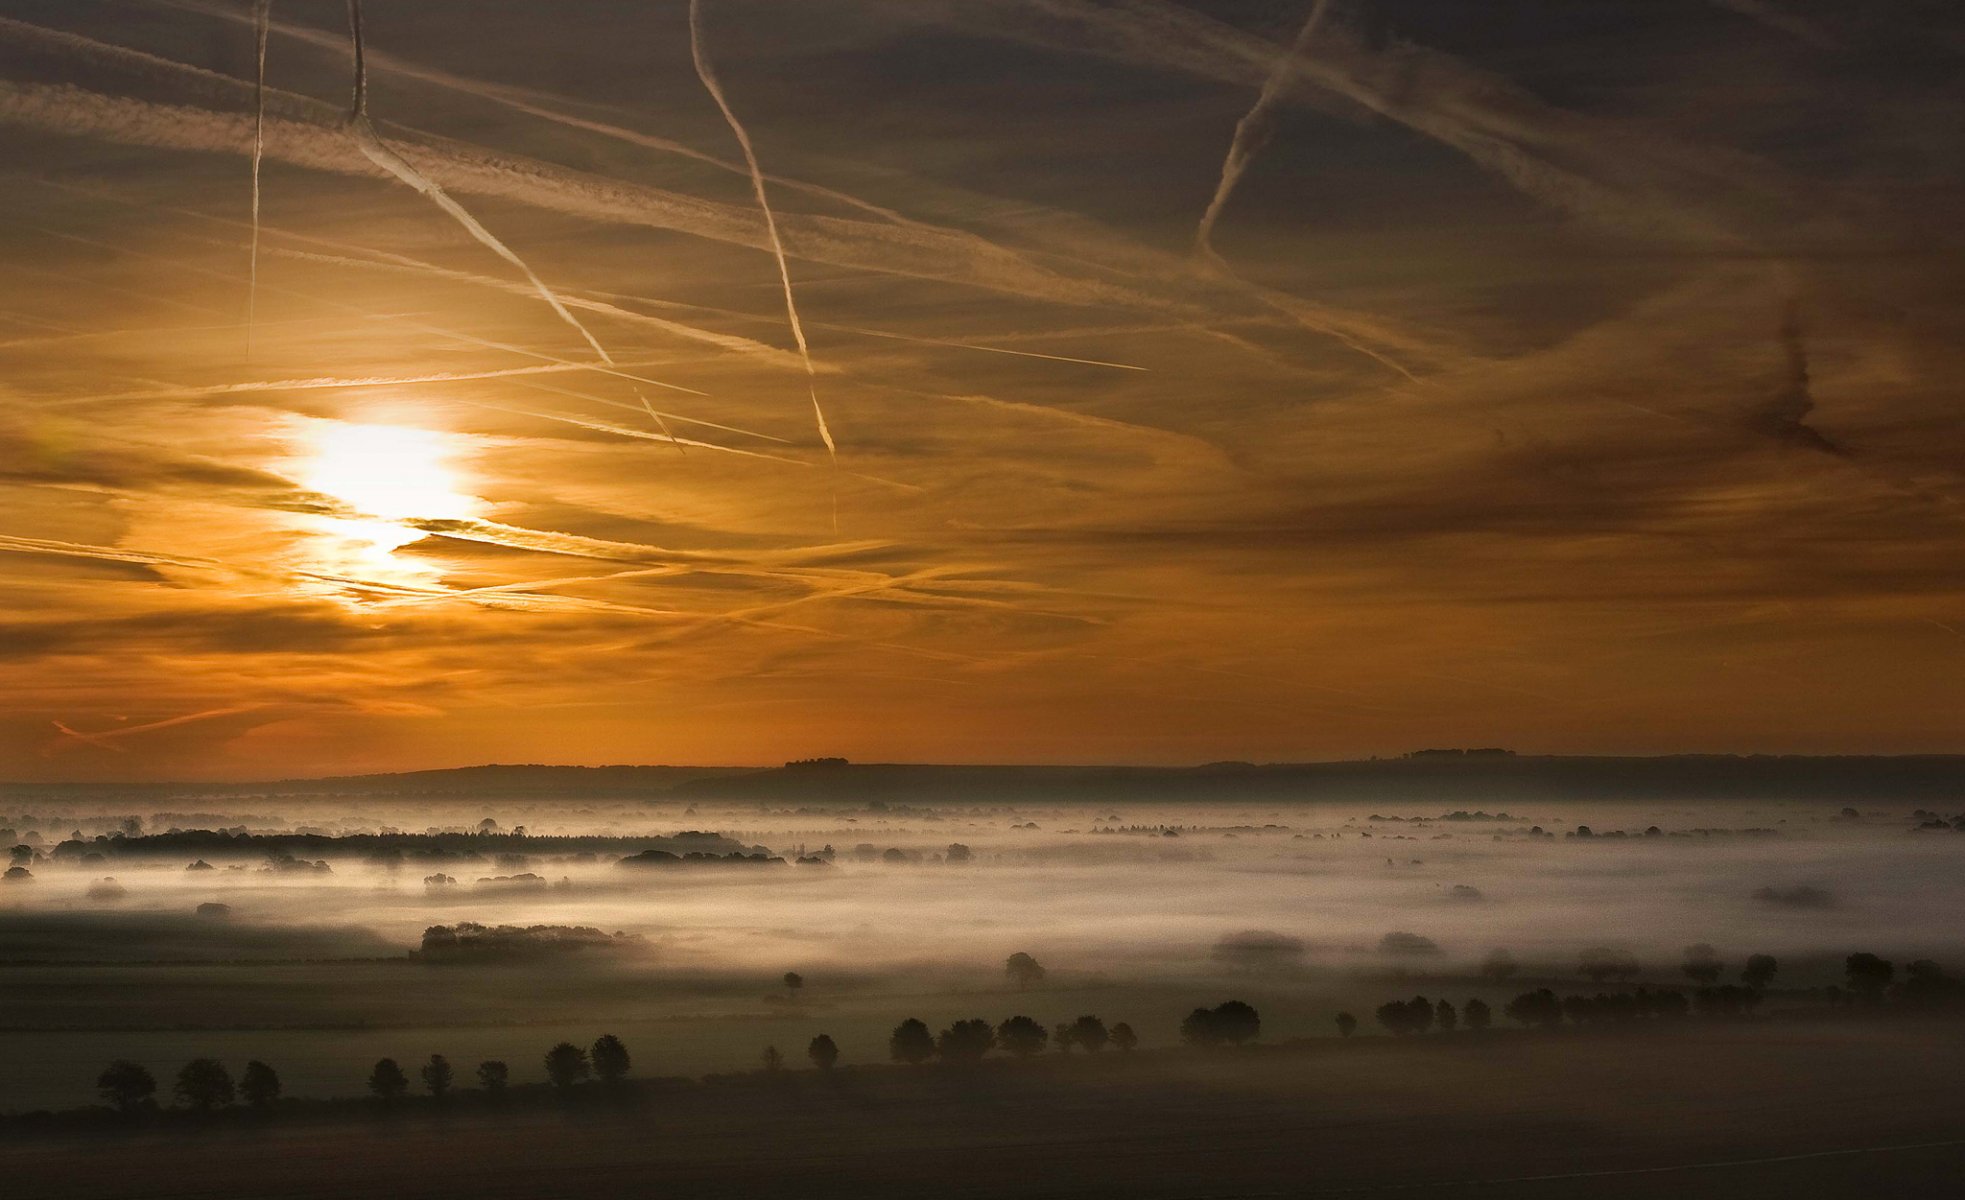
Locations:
1195;0;1336;263
340;1;681;450
52;704;268;753
689;0;837;468
247;0;269;358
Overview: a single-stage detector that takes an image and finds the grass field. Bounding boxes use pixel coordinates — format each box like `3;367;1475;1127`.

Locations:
9;1017;1962;1198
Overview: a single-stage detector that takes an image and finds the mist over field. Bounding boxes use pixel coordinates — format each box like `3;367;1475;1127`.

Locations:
7;769;1962;1110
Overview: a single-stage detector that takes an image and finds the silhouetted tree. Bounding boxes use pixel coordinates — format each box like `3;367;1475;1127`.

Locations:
97;1060;155;1113
591;1034;630;1084
175;1058;234;1112
1436;999;1458;1032
545;1042;590;1090
1335;1012;1358;1038
1845;952;1894;1002
1407;996;1435;1034
1185;1000;1261;1045
782;971;804;995
476;1060;509;1095
421;1054;453;1099
1463;998;1492;1031
1902;960;1965;1007
1742;953;1779;990
996;1014;1049;1057
890;1018;935;1064
1053;1021;1076;1053
807;1034;839;1071
1070;1015;1110;1054
1504;989;1563;1028
1681;943;1723;985
240;1060;281;1109
1110;1021;1138;1052
762;1045;784;1072
1480;948;1519;981
937;1018;996;1063
1005;952;1047;990
368;1058;408;1103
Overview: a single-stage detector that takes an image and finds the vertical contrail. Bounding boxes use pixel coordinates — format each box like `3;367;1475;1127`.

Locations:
1195;0;1336;263
247;0;269;357
340;1;680;449
688;0;837;470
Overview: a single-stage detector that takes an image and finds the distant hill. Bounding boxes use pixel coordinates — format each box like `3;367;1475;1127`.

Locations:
6;755;1965;807
669;755;1965;806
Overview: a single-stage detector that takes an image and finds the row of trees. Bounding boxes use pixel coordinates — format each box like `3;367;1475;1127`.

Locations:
97;1036;633;1114
97;1059;280;1114
885;1014;1142;1064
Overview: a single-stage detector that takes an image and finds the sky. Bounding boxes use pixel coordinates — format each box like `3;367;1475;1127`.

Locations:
0;0;1960;780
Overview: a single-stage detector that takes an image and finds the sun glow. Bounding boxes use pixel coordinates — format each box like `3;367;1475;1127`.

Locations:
296;420;481;580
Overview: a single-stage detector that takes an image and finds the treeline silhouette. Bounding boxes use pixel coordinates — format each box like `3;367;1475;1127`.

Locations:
1343;951;1965;1037
36;950;1965;1129
60;1002;1253;1127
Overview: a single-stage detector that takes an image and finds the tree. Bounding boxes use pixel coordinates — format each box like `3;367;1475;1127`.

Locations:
421;1054;453;1099
1407;996;1435;1034
1504;989;1563;1028
1110;1022;1138;1052
1845;953;1894;1002
1213;1000;1261;1044
1682;943;1723;985
1186;1001;1261;1046
477;1060;509;1095
1463;998;1492;1031
807;1034;839;1071
889;1018;935;1064
1053;1021;1076;1053
1335;1012;1358;1038
1376;1001;1415;1036
936;1018;996;1064
782;971;804;995
545;1042;590;1089
591;1034;631;1084
97;1060;155;1113
1070;1015;1109;1054
996;1015;1049;1057
1005;952;1047;990
1436;999;1458;1033
368;1058;408;1103
175;1058;234;1112
240;1061;281;1109
1480;948;1519;981
762;1045;784;1072
1742;953;1779;990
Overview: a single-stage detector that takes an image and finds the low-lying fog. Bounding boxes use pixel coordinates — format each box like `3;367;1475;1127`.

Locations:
4;794;1962;1108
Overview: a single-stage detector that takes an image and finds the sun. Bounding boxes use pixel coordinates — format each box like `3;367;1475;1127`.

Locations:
295;419;481;579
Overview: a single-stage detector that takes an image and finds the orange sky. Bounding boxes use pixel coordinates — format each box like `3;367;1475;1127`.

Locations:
1;1;1961;779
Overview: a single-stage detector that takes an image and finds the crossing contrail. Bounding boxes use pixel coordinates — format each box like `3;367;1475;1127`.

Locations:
689;0;837;471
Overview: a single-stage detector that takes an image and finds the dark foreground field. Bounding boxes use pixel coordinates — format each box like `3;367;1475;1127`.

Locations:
11;1018;1964;1199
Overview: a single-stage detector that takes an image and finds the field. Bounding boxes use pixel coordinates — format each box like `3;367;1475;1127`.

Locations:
8;1018;1963;1199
